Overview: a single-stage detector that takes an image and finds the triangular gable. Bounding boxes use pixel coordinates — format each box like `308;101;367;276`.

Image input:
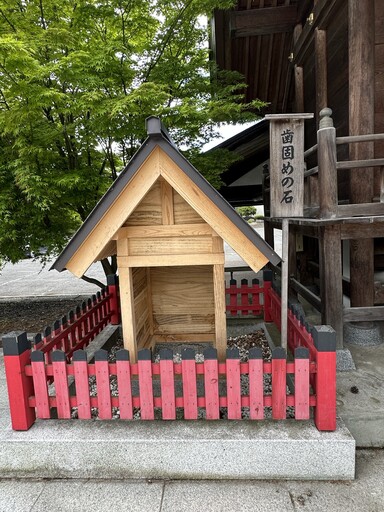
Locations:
51;117;281;277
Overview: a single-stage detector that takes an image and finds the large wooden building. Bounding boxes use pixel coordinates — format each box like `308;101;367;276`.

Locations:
212;0;384;346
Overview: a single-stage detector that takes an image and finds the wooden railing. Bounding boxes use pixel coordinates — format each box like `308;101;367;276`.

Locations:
303;107;384;218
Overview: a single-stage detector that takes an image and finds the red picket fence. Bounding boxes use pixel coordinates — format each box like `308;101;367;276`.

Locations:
226;278;264;317
2;270;336;432
264;285;337;431
31;275;120;363
4;343;323;429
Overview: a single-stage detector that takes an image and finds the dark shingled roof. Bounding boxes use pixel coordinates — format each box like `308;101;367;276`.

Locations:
51;117;281;272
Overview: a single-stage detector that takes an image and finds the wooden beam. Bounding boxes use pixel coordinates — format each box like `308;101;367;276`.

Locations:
117;253;225;268
230;5;297;38
114;224;215;240
213;264;227;362
343;306;384;323
119;267;138;362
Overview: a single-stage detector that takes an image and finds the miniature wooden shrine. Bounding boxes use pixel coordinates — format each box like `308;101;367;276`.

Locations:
52;117;280;361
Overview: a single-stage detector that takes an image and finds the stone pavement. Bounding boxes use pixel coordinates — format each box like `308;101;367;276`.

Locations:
0;449;383;512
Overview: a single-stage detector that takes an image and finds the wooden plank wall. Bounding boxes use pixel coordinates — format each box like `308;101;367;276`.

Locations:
150;266;215;337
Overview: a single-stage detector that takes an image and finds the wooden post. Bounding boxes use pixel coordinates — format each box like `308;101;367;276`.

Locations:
213;263;227;362
281;219;289;351
107;274;120;325
315;28;328;124
319;225;344;348
3;333;36;431
317;108;338;218
312;326;336;431
349;0;375;310
118;266;138;363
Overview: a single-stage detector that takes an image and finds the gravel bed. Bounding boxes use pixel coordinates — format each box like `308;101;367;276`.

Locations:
70;329;294;420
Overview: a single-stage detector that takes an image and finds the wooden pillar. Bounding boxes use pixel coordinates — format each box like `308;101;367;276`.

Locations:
319;225;344;349
349;0;375;309
317;108;338;218
118;266;138;362
293;24;304;113
315;28;328;123
213;263;227;362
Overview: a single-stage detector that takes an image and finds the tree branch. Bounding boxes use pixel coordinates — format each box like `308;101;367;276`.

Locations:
81;274;105;288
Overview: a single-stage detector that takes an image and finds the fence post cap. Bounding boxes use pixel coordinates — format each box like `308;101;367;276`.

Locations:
203;347;217;360
138;349;152;361
295;347;309;359
182;348;195;360
2;332;30;356
159;348;173;360
226;347;240;359
263;269;273;281
272;347;286;359
116;349;130;361
313;325;336;351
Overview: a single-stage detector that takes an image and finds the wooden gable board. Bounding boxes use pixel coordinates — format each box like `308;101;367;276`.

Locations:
51;117;281;277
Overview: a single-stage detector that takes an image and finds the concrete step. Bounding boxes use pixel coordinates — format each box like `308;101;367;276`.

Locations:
0;416;355;480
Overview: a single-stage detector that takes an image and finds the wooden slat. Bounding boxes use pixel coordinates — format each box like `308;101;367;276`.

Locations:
159;349;176;420
271;348;286;420
95;351;112;420
128;236;213;256
52;352;71;419
181;349;198;420
138;350;154;420
73;351;91;420
118;253;225;268
337;202;384;217
203;348;220;420
31;352;50;419
294;348;310;420
116;350;133;420
337;133;384;144
115;224;214;239
226;349;241;420
161;179;174;225
249;348;264;420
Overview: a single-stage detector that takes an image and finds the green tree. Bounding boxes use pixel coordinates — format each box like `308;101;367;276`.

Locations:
0;0;264;283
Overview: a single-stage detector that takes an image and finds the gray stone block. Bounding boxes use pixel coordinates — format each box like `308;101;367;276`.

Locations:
337;349;356;371
344;322;383;346
0;419;355;481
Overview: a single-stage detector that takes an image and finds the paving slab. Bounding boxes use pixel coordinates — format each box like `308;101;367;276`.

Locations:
161;480;294;512
0;479;45;512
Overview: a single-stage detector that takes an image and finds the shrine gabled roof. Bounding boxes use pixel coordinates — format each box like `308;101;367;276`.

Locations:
51;116;281;275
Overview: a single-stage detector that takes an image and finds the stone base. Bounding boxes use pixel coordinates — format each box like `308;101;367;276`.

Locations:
337;349;356;371
0;419;355;481
344;322;383;347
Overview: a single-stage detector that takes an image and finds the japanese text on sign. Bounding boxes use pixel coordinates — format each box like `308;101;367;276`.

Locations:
280;129;294;204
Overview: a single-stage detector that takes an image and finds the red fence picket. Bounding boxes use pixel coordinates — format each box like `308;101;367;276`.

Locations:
225;278;264;317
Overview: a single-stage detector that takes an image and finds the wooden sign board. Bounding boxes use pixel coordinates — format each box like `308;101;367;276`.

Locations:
265;114;313;218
